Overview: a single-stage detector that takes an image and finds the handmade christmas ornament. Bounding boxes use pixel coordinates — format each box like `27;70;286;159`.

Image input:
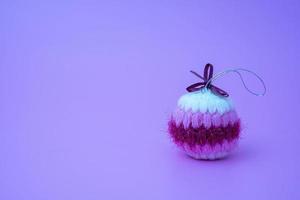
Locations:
168;63;266;160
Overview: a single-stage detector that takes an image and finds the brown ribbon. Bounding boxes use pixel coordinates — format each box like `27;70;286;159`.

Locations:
186;63;229;97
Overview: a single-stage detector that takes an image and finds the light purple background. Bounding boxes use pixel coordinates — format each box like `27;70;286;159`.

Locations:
1;1;299;199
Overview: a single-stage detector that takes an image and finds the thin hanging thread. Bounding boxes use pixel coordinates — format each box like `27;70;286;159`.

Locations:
187;63;267;97
205;68;266;96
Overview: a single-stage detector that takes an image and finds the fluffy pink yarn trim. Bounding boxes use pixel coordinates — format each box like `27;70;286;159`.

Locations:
168;108;241;160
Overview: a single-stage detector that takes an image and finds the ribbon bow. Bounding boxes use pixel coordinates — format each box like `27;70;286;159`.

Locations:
186;63;229;97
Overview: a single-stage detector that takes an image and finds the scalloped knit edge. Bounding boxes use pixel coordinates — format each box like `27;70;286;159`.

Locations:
172;108;239;129
177;89;233;114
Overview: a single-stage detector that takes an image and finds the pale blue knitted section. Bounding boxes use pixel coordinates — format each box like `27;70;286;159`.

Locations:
177;89;234;114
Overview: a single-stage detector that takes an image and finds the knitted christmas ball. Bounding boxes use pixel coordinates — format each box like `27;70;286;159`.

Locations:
168;63;241;160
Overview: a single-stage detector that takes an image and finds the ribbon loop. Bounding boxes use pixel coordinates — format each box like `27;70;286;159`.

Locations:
204;63;214;82
186;82;206;93
186;63;266;97
187;63;229;97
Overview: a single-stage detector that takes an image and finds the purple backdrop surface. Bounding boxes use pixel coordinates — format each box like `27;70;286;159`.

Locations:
1;0;299;199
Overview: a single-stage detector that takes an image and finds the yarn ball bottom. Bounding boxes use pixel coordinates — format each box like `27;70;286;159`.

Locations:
168;119;240;160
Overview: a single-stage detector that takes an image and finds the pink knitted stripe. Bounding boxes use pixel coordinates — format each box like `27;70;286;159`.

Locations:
172;108;239;128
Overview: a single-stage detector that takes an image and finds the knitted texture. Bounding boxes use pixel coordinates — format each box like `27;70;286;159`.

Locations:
168;89;241;160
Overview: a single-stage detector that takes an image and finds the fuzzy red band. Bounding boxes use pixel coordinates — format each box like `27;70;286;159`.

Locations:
168;119;240;148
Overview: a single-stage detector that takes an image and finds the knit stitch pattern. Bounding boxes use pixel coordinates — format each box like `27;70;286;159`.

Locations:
168;89;241;160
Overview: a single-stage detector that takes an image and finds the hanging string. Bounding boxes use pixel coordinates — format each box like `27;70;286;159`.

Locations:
205;68;266;96
187;63;266;97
